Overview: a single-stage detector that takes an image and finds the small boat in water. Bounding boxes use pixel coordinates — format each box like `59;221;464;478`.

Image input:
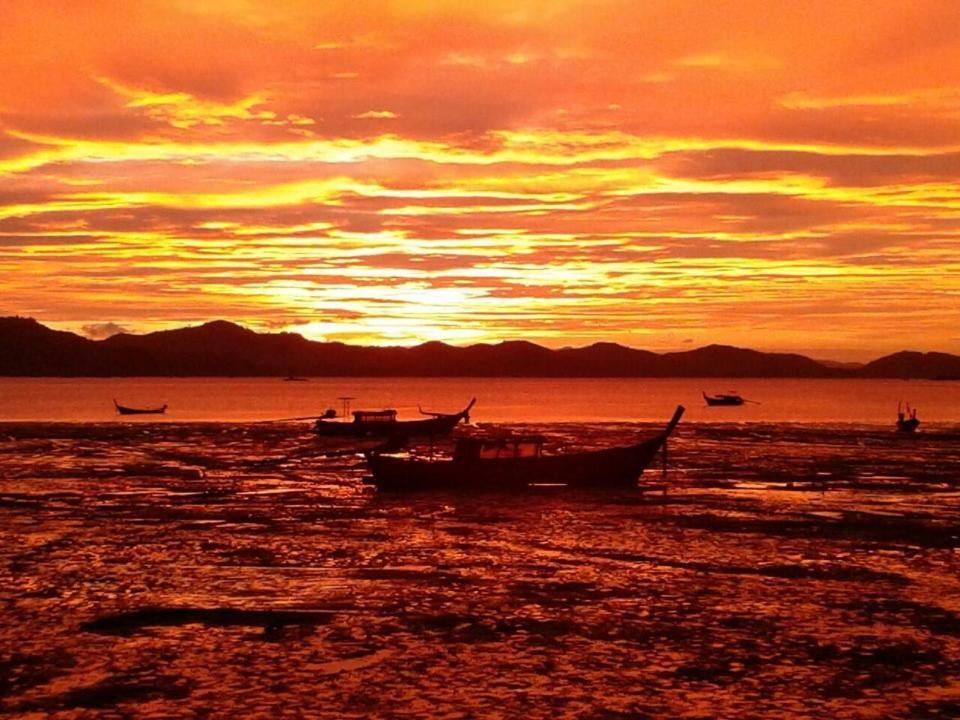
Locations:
283;375;308;382
315;398;475;438
114;399;168;415
703;391;745;406
896;402;920;432
364;405;685;492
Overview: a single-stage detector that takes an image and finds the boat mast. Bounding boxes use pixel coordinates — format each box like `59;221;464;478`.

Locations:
338;396;355;418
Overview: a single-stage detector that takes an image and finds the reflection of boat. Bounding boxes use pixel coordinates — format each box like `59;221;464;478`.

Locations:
114;399;168;415
703;391;744;406
315;398;475;438
364;405;684;492
896;402;920;433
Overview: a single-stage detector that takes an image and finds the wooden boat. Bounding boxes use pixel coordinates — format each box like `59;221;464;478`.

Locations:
315;398;475;438
364;405;685;492
896;402;920;432
114;399;168;415
703;391;744;406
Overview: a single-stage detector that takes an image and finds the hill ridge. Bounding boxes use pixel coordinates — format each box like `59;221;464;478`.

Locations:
1;317;958;378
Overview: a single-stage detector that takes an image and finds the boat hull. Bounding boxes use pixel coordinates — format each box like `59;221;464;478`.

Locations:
366;435;667;492
316;415;460;437
896;419;920;433
114;401;167;415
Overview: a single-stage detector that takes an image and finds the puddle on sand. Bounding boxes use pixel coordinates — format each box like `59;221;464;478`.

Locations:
1;421;960;718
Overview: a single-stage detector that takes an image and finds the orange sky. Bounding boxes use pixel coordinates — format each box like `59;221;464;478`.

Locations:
2;1;959;359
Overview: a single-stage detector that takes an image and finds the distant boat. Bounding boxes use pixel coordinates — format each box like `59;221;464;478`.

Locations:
283;375;308;382
315;398;475;438
364;405;684;492
702;391;745;406
896;402;920;432
114;399;168;415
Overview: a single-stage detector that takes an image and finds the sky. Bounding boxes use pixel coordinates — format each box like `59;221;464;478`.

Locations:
1;1;959;359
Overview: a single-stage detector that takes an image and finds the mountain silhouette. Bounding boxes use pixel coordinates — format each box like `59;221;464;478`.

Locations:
858;351;960;380
1;316;957;378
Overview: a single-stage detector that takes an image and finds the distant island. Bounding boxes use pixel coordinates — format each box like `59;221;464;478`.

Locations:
2;316;959;379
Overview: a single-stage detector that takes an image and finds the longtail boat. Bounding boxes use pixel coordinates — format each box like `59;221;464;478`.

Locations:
114;399;168;415
315;398;475;438
702;391;745;406
364;405;684;492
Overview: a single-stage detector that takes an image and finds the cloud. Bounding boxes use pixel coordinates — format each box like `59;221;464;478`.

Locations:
1;2;960;357
352;110;399;120
82;321;130;339
675;53;726;68
779;87;960;111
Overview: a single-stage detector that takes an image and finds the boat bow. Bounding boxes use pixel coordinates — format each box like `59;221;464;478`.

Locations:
662;405;685;439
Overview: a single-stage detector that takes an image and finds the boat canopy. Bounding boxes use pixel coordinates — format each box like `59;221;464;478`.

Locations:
352;409;397;423
454;435;545;461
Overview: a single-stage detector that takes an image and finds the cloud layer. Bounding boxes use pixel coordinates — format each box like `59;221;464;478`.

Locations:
2;1;959;358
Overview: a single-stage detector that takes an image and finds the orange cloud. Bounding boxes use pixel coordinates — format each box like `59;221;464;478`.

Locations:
1;1;960;358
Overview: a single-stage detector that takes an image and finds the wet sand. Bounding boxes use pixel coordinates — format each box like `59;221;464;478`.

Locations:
2;422;960;718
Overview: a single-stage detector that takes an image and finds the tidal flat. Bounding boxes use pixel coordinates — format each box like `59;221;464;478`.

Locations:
2;422;960;719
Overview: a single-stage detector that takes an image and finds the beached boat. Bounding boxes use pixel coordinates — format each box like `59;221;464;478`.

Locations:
364;405;684;492
896;402;920;432
315;398;475;438
702;391;745;406
114;399;168;415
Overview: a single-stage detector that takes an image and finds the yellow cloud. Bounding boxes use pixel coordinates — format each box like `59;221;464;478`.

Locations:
780;87;960;111
675;53;726;68
5;127;960;181
352;110;399;119
97;77;281;129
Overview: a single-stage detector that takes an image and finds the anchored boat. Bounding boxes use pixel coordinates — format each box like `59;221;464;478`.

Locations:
896;402;920;432
702;391;745;406
315;398;475;439
364;405;684;492
114;399;168;415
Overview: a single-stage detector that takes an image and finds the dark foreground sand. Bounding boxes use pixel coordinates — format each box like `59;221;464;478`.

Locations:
2;422;960;719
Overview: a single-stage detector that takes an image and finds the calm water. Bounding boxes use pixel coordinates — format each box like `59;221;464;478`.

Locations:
1;377;958;424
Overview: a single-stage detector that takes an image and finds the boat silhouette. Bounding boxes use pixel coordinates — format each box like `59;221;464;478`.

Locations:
896;402;920;432
315;398;475;439
364;405;684;492
114;399;168;415
702;391;744;406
